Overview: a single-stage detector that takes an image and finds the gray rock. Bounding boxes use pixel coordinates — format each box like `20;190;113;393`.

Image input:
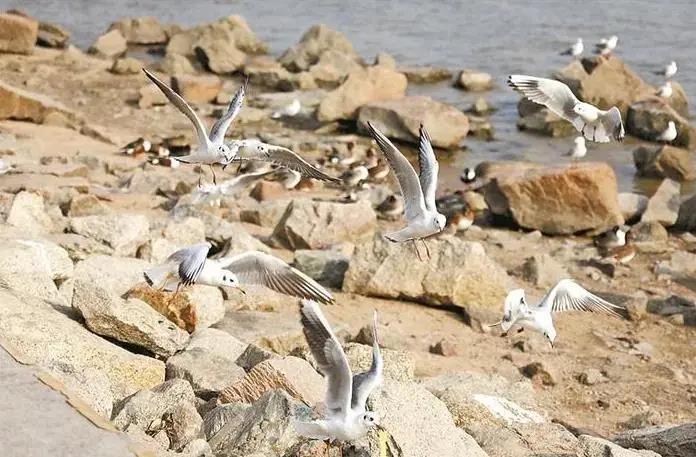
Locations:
70;213;150;256
293;249;350;288
166;347;246;399
235;344;279;372
74;254;150;296
675;193;696;231
633;145;696;182
187;328;248;362
619;193;649;223
520;253;569;287
468;422;578;457
46;363;114;418
579;434;661;457
203;403;250;441
627;99;695;149
239;199;291;228
631;221;669;242
72;279;190;357
641;179;681;226
166;402;205;451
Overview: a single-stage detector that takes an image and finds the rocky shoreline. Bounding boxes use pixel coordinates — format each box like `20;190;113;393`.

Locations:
1;10;695;457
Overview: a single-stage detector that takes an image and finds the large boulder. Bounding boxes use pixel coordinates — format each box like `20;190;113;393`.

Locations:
308;49;363;88
481;162;623;235
108;16;168;44
515;97;577;137
73;255;148;296
166;15;267;58
5;191;54;234
343;235;516;322
455;69;493;91
641;178;681;226
242;56;294;89
357;96;469;149
675;194;696;231
633;145;696;181
618;192;649;223
613;423;696;457
0;80;78;125
468;422;579;457
69;213;150;256
316;66;407;122
272;198;376;249
0;13;38;54
626;99;695;148
195;34;247;74
166;347;246;399
88;29;127;58
293;249;350;289
172;74;222;104
279;24;358;72
579;435;660;457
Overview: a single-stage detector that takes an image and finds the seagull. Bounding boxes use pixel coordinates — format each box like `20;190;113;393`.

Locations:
560;38;583;58
460;167;476;183
508;75;625;143
656;81;673;98
594;225;628;251
595;35;618;55
271;98;301;119
121;137;152;156
655;61;677;79
657;121;677;143
143;69;245;186
366;122;447;261
294;300;382;441
190;170;273;206
340;164;369;187
145;243;335;304
492;279;624;347
566;136;587;162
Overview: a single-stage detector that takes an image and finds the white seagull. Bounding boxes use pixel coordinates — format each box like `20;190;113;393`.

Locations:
655;61;678;79
271;98;301;119
190;170;273;206
367;122;447;260
657;121;677;143
566;136;587;162
595;35;618;55
294;300;382;441
560;38;583;58
460;167;476;183
656;81;673;98
494;279;624;347
145;243;335;304
508;75;625;143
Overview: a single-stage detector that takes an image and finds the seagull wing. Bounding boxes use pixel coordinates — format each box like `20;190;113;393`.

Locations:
367;122;428;222
300;300;352;415
209;77;248;145
537;279;624;317
219;170;274;195
235;141;340;182
351;310;383;410
596;107;625;142
417;124;440;213
216;251;335;304
143;69;210;150
507;75;584;131
167;242;211;286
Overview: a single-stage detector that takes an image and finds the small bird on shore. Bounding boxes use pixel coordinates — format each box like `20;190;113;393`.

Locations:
271;98;301;119
594;225;628;252
604;242;636;265
567;136;587;162
655;61;678;79
376;194;404;220
560;38;583;58
657;121;677;143
656;81;673;98
492;279;624;347
445;207;475;234
121;137;152;156
294;300;382;441
367;122;447;261
191;170;273;206
508;75;625;143
460;167;477;184
595;35;618;56
368;158;390;181
341;163;369;187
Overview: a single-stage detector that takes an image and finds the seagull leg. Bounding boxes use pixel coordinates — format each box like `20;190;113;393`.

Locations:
412;239;423;262
422;239;431;260
593;126;597;142
197;167;203;188
210;164;217;185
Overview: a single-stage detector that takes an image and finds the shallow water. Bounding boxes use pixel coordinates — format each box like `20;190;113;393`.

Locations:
13;0;696;195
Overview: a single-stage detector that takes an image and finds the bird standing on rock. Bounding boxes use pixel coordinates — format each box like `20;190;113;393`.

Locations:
560;38;583;58
655;61;678;79
656;81;673;98
595;35;618;56
657;121;677;143
567;136;587;162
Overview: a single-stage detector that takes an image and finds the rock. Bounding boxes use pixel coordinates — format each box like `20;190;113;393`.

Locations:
69;213;150;256
235;344;279;372
292;249;350;289
0;80;78;125
167;15;267;58
166;348;246;399
317;66;407;122
0;13;38;54
0;289;165;403
279;24;358;72
167;402;206;451
521;362;558;386
675;194;696;231
272;199;376;249
614;423;696;457
172;74;222;104
195;35;247;74
218;356;325;406
239;199;291;227
5;191;54;234
187;327;249;363
482;162;623;235
33;19;70;48
309;49;362;88
110;57;142;75
468;422;579;457
138;83;169;108
633;145;695;181
109;16;168;45
357;96;469;149
203;403;250;441
515;97;578;137
429;338;457;357
209;390;301;457
249;180;285;201
619;193;649;223
74;255;148;296
468;97;494;115
159;53;196;75
622;410;662;430
344;342;415;381
88;29;126;58
641;178;681;226
374;52;397;69
626;99;694;148
399;66;452;84
578;368;605;386
631;221;668;242
72;279;190;357
242;56;293;89
579;435;653;457
343;235;515;323
520;253;569;287
455;69;493;91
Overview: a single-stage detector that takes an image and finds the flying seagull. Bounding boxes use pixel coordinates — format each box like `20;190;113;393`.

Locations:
190;170;273;206
366;122;447;260
491;279;624;347
560;38;583;58
508;75;625;143
145;244;334;304
294;300;382;441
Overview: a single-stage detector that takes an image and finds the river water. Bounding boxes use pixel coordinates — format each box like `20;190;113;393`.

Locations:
11;0;696;194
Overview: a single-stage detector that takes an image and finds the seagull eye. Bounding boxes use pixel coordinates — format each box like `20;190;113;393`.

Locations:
222;275;227;281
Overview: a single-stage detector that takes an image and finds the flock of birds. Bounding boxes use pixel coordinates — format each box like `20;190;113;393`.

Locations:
128;36;676;442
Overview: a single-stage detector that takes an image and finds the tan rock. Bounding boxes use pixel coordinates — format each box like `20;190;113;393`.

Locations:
109;16;168;45
242;55;292;88
172;74;222;104
69;213;150;256
641;178;681;226
138;84;168;108
0;13;38;54
456;69;493;91
67;194;108;217
400;66;452;84
633;145;695;181
0;80;78;125
89;29;127;59
194;35;247;74
110;57;142;75
308;49;362;87
159;53;196;75
166;15;267;58
279;24;358;72
6;191;54;234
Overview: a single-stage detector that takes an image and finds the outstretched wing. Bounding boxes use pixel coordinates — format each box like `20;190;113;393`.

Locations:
300;300;352;415
235;141;340;182
597;107;625;142
367;122;428;222
142;69;210;149
209;77;248;145
215;251;334;304
508;75;584;131
417;124;440;213
166;242;211;286
537;279;624;317
351;310;383;410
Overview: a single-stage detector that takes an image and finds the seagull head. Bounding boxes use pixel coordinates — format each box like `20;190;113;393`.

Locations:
361;411;380;429
215;270;244;293
502;289;526;332
433;214;447;232
543;327;557;348
217;144;235;169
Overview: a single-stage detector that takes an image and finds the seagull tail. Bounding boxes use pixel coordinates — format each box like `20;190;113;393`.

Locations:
293;420;331;440
144;265;176;291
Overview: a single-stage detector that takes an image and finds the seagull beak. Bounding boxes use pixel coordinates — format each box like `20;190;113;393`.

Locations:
549;340;554;349
222;163;228;171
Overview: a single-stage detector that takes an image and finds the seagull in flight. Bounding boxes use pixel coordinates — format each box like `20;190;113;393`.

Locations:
294;300;382;442
508;75;625;143
560;38;583;58
491;279;624;347
145;243;334;304
190;170;273;206
366;122;447;260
